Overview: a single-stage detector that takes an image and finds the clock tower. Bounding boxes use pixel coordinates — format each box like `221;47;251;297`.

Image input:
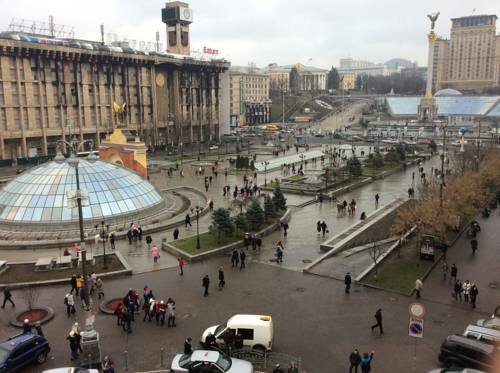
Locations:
161;1;193;55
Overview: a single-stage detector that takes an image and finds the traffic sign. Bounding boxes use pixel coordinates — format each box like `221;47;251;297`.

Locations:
409;302;425;318
409;317;424;338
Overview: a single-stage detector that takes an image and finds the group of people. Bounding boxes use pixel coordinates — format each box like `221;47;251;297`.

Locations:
316;220;328;238
442;262;480;308
126;223;143;244
69;272;104;308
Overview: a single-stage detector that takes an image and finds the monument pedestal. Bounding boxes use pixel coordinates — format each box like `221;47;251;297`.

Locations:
418;96;438;122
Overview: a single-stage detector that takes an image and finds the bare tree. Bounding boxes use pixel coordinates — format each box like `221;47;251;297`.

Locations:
22;285;40;311
369;244;385;280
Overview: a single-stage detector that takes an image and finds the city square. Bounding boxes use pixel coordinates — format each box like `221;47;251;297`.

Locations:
0;1;499;373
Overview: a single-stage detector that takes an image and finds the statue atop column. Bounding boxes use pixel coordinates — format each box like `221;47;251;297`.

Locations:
427;12;440;30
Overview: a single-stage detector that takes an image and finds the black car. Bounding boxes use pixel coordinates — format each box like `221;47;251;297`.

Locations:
438;335;496;370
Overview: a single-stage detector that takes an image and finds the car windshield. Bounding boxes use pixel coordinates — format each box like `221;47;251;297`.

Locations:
178;353;192;368
214;322;227;336
216;354;232;371
0;347;9;364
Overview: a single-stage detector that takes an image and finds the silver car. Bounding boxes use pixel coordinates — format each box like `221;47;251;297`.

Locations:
476;317;500;330
171;350;253;373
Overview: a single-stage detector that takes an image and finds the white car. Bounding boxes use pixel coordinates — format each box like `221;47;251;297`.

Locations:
209;145;219;150
42;368;99;373
171;350;253;373
476;317;500;330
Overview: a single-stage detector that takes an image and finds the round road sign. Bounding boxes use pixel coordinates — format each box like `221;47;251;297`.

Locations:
409;302;425;318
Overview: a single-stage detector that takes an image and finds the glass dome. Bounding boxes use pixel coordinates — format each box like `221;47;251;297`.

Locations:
0;159;164;223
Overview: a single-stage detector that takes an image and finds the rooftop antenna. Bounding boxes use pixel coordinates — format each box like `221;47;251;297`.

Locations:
100;24;105;45
49;15;55;37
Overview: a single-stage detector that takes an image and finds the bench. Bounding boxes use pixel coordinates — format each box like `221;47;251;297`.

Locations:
55;255;73;269
35;257;53;271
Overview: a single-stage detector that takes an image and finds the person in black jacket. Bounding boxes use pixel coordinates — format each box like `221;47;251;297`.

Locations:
349;349;361;373
371;309;383;334
344;272;352;294
202;275;210;296
1;287;15;308
218;267;225;290
184;337;192;355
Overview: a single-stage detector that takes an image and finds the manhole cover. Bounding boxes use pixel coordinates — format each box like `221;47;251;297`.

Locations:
295;287;305;292
488;282;499;289
302;259;312;263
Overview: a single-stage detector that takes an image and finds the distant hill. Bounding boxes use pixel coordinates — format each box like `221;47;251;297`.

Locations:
384;58;413;70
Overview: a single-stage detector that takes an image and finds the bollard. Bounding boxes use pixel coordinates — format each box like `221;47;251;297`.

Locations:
124;350;129;371
160;347;164;367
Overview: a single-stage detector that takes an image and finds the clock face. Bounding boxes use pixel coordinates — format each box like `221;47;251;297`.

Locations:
183;9;191;20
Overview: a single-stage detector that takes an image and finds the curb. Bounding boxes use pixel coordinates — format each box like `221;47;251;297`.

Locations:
0;252;132;290
163;209;292;262
10;306;55;328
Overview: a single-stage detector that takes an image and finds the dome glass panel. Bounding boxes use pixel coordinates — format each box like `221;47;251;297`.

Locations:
0;160;164;223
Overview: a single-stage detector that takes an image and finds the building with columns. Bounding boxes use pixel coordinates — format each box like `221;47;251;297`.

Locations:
0;4;229;161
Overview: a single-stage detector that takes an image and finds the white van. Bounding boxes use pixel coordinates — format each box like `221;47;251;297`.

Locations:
201;314;274;351
463;324;500;345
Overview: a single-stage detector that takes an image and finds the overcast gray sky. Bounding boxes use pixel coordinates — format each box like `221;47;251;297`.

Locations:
1;0;498;68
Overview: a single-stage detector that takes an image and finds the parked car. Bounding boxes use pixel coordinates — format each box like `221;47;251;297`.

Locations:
171;350;253;373
438;335;496;370
222;133;240;143
463;324;500;345
42;368;98;373
201;314;273;351
476;317;500;331
0;333;50;372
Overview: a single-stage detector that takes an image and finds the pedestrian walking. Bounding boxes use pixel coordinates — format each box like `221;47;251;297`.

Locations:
349;349;361;373
1;287;15;308
22;319;32;333
64;293;76;317
453;280;462;301
123;308;132;333
167;297;176;327
102;356;115;373
70;274;78;295
462;280;470;303
360;351;374;373
470;238;478;255
316;220;321;234
282;222;289;237
240;250;246;270
185;214;192;228
414;278;423;298
145;235;152;250
67;331;80;360
35;322;44;337
371;309;384;334
442;261;448;281
96;278;104;299
375;193;379;206
173;228;180;240
470;283;478;308
209;200;214;212
184;337;193;355
450;264;458;283
231;249;239;268
202;275;210;296
276;246;283;264
288;362;299;373
178;257;185;275
110;233;115;250
218;267;225;290
273;364;285;373
321;221;328;238
344;272;352;294
150;244;160;263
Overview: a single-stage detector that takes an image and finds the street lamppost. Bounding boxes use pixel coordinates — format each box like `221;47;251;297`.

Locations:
54;137;97;310
99;221;110;269
439;122;448;208
261;161;270;186
191;206;201;250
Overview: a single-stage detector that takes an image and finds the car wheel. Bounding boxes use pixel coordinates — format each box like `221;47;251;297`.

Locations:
252;344;266;352
36;351;48;364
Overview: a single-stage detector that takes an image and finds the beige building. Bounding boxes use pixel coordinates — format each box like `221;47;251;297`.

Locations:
433;14;500;92
339;73;356;91
264;63;290;93
229;66;271;126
